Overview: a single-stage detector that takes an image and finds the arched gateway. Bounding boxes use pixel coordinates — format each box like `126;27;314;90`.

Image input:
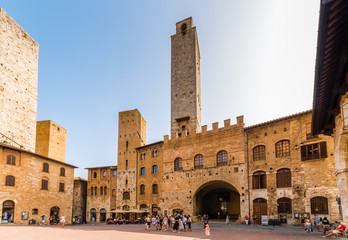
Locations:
193;181;240;219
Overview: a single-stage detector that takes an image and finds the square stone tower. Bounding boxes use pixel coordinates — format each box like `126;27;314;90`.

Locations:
35;120;67;162
116;109;146;210
171;17;201;137
0;8;39;152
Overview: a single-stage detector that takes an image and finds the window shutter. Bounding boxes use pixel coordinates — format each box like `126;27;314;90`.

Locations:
261;174;267;188
320;142;327;158
253;175;259;189
301;146;307;161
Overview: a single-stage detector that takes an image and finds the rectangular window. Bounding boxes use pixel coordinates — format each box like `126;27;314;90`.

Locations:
41;179;48;190
301;142;327;161
59;183;65;192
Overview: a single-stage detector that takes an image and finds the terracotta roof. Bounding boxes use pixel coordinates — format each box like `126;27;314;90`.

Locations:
0;142;78;168
312;0;348;135
84;165;117;170
244;110;312;130
135;141;164;150
74;177;87;181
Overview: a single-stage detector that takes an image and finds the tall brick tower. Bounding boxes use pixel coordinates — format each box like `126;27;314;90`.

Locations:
171;17;201;137
116;109;146;211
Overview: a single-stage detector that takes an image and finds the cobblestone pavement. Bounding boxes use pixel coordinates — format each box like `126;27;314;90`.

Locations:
0;223;330;240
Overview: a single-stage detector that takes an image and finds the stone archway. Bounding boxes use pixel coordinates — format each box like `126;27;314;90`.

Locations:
193;180;240;220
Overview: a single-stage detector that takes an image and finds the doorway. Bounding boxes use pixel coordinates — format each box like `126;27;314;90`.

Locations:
2;201;14;223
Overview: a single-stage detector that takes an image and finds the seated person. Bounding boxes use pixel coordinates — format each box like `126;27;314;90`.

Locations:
323;222;346;238
323;221;336;235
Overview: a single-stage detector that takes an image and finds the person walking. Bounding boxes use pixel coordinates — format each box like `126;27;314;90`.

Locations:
204;224;210;239
187;215;192;231
226;214;230;225
61;216;65;228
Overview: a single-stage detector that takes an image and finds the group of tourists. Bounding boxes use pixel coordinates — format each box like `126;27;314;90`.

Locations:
144;214;192;233
41;215;65;227
300;215;346;237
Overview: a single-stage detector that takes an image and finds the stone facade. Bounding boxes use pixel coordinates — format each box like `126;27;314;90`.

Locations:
72;177;87;222
86;166;117;223
0;143;75;224
0;8;39;152
333;93;348;221
246;111;339;224
36;120;67;163
136;141;164;215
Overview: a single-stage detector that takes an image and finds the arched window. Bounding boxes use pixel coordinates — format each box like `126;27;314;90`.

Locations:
152;149;158;158
126;160;128;168
140;184;145;195
152;165;158;174
277;198;292;213
93;172;97;178
103;171;106;177
6;155;16;165
41;178;48;190
194;154;204;169
123;191;130;200
104;186;107;195
94;186;97;196
152;184;158;194
5;175;15;186
126;141;128;150
252;171;266;189
174;158;182;171
59;182;65;192
123;205;130;211
275;140;290;157
60;168;65;177
253;145;266;161
125;179;128;185
311;197;328;214
100;186;104;195
32;209;38;215
91;187;94;195
140;167;146;175
276;168;291;188
217;150;228;166
43;163;49;173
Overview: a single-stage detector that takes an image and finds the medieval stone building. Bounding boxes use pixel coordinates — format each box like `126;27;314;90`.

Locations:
0;8;76;225
86;17;341;224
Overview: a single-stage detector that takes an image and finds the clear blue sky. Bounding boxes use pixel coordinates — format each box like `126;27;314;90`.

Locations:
1;0;320;178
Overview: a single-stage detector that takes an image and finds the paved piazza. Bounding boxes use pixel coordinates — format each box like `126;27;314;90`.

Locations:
0;223;326;240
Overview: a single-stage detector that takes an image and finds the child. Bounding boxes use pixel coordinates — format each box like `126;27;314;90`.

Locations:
205;224;210;239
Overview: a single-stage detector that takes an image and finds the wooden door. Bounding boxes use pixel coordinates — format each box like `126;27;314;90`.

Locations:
253;198;267;224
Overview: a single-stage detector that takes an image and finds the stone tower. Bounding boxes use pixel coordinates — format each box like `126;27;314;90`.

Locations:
171;17;201;137
116;109;146;210
35;120;67;162
0;8;39;151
